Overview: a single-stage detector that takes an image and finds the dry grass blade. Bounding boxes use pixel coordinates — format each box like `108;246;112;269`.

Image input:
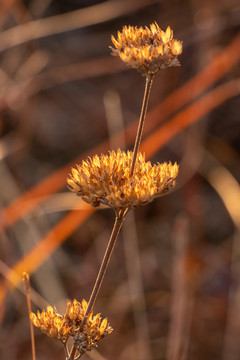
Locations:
0;204;94;302
206;164;240;229
3;32;240;110
0;260;48;308
141;79;240;158
0;142;109;232
0;0;156;53
145;32;240;131
167;214;193;360
200;152;240;360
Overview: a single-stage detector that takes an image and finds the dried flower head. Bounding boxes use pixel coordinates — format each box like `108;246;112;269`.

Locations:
65;298;88;329
30;299;112;354
110;23;182;75
30;305;70;342
74;311;113;355
67;149;179;210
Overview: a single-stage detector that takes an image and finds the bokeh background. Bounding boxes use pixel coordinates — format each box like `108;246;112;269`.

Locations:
0;0;240;359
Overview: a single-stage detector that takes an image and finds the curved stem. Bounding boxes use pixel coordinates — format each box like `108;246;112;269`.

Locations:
68;207;130;360
130;73;154;176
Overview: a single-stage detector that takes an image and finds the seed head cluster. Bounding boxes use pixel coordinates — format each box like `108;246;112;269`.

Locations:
30;305;69;342
30;299;112;354
67;149;179;210
110;23;182;75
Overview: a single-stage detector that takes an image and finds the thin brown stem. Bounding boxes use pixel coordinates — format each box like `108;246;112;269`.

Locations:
23;272;36;360
130;73;154;176
68;207;130;360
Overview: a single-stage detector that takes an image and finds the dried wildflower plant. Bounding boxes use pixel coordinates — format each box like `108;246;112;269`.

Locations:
63;22;181;359
30;299;112;357
110;23;182;75
27;23;182;360
68;149;179;210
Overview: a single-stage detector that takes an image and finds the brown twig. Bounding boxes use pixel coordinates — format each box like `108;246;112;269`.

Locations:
130;74;154;176
167;215;192;360
0;0;155;53
23;272;36;360
68;207;130;360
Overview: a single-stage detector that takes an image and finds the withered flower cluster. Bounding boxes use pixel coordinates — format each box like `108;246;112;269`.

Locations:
67;149;179;210
30;299;113;355
111;22;182;75
30;305;69;342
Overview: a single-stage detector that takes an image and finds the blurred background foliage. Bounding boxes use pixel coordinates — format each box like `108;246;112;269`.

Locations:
0;0;240;359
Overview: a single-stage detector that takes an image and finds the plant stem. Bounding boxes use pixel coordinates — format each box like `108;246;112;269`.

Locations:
68;207;129;360
23;273;36;360
130;73;154;176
